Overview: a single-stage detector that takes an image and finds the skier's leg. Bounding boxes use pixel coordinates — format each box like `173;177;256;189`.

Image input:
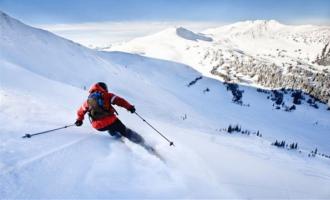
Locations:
126;128;144;144
98;120;123;139
110;119;144;144
107;119;127;136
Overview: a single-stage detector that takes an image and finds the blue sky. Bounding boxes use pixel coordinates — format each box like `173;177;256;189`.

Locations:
1;0;329;24
1;0;329;46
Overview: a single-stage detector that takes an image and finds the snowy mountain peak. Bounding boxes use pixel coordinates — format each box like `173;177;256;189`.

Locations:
0;10;29;29
0;9;50;39
243;19;283;26
205;19;288;38
205;19;330;41
228;19;284;28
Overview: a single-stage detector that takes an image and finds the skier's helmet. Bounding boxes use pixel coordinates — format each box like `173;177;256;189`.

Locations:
97;82;108;92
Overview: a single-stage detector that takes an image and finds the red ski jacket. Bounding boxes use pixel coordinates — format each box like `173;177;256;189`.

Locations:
76;83;133;130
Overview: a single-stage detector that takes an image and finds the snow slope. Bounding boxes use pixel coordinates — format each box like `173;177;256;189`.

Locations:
1;11;330;198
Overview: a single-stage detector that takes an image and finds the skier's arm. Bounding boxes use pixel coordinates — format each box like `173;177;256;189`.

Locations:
77;100;89;121
110;93;133;110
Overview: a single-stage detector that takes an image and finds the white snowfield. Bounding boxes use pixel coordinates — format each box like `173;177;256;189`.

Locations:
0;11;330;198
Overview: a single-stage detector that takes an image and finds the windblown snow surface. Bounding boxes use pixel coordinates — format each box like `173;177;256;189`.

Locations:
1;11;330;198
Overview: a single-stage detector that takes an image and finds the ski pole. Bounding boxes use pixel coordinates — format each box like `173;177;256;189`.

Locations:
22;124;75;139
135;112;174;146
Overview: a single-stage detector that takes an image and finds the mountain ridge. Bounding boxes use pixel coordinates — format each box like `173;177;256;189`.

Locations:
106;20;330;105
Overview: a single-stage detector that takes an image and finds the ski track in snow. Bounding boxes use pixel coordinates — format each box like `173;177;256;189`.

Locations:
0;135;94;176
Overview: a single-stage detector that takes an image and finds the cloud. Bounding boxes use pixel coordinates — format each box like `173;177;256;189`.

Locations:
35;21;226;48
287;18;330;26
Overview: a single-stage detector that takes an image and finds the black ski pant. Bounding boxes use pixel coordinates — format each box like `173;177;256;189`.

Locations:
98;119;144;143
98;119;129;137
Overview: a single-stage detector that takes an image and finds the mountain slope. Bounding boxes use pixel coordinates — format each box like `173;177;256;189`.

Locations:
0;11;121;88
107;21;330;105
1;12;330;198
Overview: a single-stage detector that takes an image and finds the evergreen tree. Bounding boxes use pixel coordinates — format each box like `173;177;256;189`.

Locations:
228;125;232;133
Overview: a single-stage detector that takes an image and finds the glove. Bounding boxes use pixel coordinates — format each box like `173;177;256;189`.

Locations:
75;120;83;126
128;105;136;113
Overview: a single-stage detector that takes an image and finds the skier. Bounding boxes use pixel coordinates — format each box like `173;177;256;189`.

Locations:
75;82;144;143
